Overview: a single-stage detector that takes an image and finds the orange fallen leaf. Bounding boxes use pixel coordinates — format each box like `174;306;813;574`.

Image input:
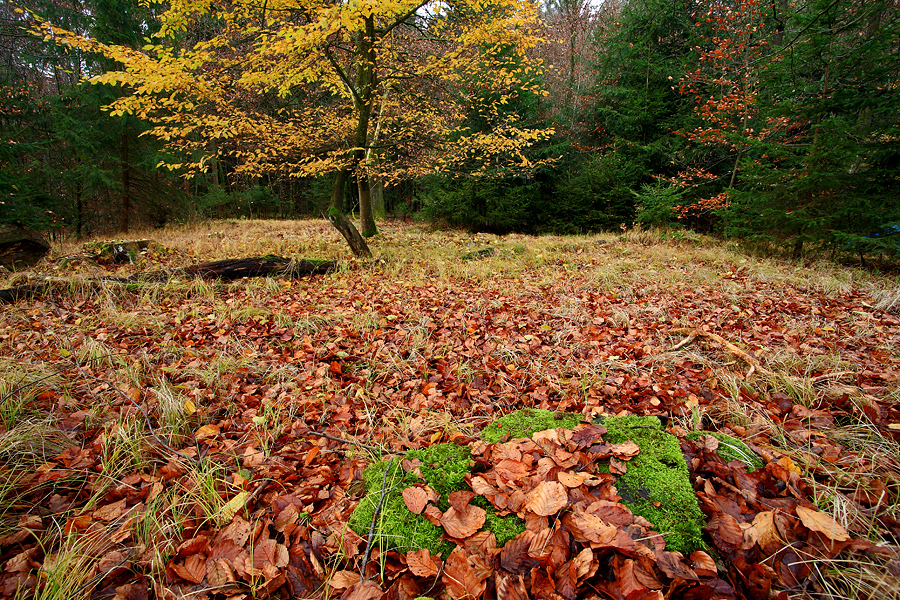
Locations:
796;506;850;542
303;446;320;467
194;423;220;441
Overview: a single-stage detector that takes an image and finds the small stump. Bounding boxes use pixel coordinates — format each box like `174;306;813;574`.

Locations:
87;239;152;264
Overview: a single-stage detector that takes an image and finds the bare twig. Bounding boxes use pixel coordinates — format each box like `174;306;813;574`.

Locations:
810;371;856;385
307;430;384;453
360;456;395;579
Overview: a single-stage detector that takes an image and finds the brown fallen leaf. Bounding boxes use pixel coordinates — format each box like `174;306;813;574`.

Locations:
448;490;477;513
557;471;589;487
406;548;440;578
690;550;718;577
423;504;443;526
92;498;127;522
796;506;851;542
442;546;486;600
524;480;568;516
206;558;236;587
656;551;699;581
328;570;361;590
610;440;640;459
609;457;628;475
402;486;428;515
171;554;206;584
341;579;382;600
441;503;486;539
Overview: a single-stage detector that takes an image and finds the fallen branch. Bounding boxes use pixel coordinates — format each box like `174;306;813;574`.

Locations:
670;327;769;377
0;256;337;303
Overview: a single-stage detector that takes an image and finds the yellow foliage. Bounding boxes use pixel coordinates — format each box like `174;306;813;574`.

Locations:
40;0;553;181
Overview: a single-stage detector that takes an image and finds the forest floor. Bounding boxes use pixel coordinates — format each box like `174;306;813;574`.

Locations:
1;219;899;600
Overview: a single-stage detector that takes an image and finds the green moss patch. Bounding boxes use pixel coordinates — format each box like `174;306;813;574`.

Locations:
686;430;764;472
597;415;707;554
348;443;524;557
481;408;583;443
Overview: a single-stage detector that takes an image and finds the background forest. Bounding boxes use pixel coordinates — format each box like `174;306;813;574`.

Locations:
1;0;899;263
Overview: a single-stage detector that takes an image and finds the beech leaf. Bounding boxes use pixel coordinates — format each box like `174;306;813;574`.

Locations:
796;506;851;541
406;548;440;578
402;486;428;514
524;480;568;516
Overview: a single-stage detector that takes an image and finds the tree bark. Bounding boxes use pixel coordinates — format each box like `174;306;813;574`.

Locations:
358;173;377;238
328;169;372;258
121;131;131;234
353;15;378;239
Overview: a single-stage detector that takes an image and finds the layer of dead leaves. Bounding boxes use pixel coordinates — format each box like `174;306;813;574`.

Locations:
2;224;899;599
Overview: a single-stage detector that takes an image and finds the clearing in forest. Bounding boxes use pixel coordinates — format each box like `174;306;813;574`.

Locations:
1;220;898;600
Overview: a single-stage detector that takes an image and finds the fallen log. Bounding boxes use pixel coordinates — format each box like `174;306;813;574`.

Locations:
0;256;336;303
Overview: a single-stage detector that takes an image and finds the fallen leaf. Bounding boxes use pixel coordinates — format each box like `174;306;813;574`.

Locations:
448;490;477;512
524;480;568;516
406;548;440;578
218;491;249;525
442;546;486;599
242;446;264;468
610;440;640;459
441;503;486;539
609;457;628;475
194;423;220;441
328;570;360;590
303;446;320;467
92;498;127;522
690;550;718;577
557;471;589;487
340;579;382;600
402;487;428;514
796;506;850;542
171;554;206;584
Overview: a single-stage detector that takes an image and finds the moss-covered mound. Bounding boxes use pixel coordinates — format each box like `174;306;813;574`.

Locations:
481;408;583;443
349;411;708;557
348;443;524;556
685;430;764;472
597;415;707;554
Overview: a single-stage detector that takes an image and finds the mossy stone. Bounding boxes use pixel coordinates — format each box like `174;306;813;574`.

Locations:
597;415;707;554
685;430;764;472
481;408;582;443
348;443;525;557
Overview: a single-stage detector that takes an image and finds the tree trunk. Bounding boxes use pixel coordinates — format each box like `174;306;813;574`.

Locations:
328;169;372;258
371;177;385;219
121;132;131;234
358;174;377;238
353;15;378;239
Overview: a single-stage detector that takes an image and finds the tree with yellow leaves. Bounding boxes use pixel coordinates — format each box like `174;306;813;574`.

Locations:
43;0;553;256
